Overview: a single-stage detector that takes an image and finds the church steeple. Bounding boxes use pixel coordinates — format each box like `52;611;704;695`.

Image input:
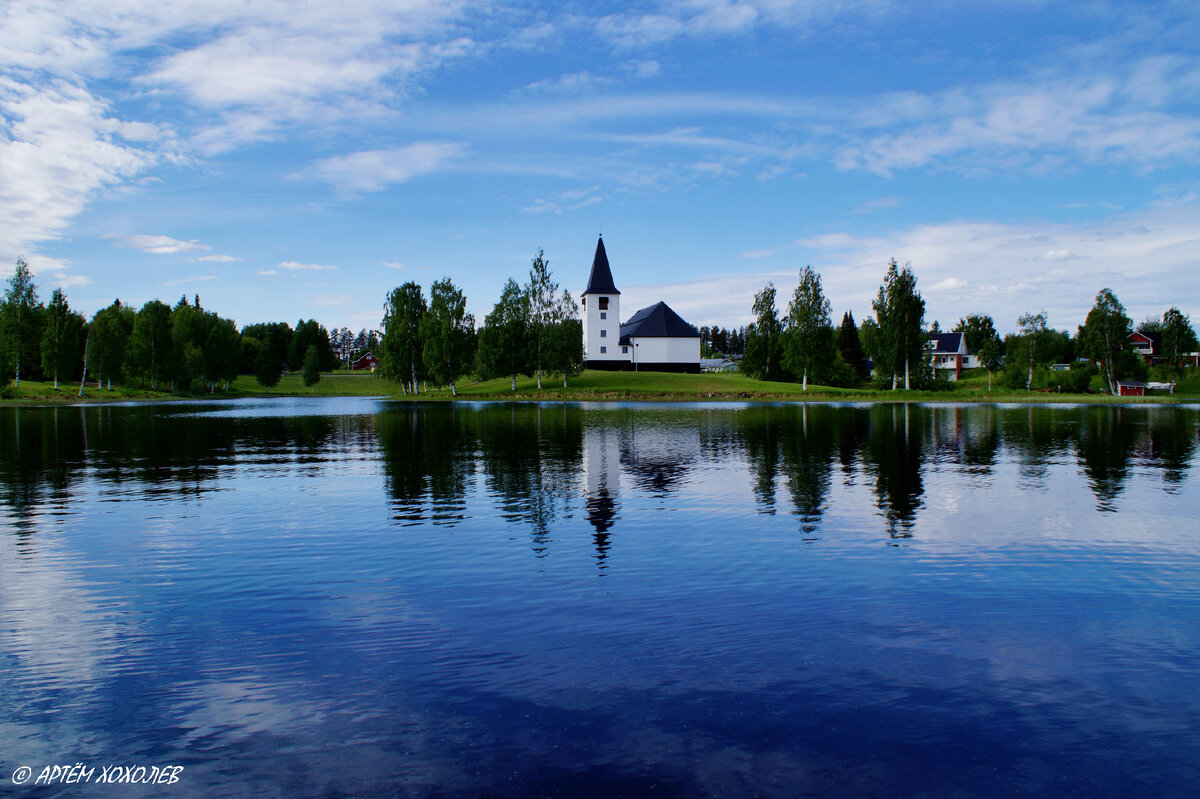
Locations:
583;236;620;295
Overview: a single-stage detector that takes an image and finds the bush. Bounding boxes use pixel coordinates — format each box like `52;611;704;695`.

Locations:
1048;363;1095;394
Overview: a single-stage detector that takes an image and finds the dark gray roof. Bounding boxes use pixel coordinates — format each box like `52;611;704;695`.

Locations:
619;301;700;344
928;332;964;353
582;236;619;295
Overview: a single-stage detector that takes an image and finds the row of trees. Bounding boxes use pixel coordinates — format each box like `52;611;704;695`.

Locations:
378;251;584;395
737;259;1198;393
740;264;880;389
698;325;747;358
0;258;356;394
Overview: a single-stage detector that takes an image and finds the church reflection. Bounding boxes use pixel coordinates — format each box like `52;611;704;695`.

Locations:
582;422;621;565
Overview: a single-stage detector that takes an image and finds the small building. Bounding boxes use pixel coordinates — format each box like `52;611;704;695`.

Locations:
928;332;968;381
350;351;379;371
580;236;701;372
1116;381;1145;396
700;358;737;373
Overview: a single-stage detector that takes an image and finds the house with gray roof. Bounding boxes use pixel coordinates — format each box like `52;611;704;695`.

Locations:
580;236;701;372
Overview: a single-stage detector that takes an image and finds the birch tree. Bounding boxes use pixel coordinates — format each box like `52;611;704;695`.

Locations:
380;282;427;394
783;266;834;390
1016;311;1048;390
525;249;564;389
1079;289;1133;394
421;278;475;396
3;257;40;386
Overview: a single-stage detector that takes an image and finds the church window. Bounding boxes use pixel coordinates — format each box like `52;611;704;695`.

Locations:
600;346;607;353
600;312;606;319
599;296;609;310
600;329;607;337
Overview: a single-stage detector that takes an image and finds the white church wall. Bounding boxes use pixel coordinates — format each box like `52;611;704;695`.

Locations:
583;295;629;361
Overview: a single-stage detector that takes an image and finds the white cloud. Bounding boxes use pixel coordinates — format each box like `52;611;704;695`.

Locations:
381;261;406;269
257;269;278;276
303;142;466;193
834;63;1200;176
110;234;211;254
279;261;337;271
1037;249;1080;262
0;79;156;264
195;254;241;262
161;274;218;287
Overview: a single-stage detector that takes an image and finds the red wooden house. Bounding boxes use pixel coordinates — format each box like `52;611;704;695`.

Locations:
350;351;379;371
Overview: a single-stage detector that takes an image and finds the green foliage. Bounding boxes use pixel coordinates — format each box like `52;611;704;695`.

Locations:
548;316;585;385
1079;288;1134;394
953;314;1000;356
204;317;242;390
420;278;475;395
240;322;293;374
302;345;321;391
477;278;530;390
2;257;43;385
836;311;868;382
255;345;283;390
783;266;836;390
525;249;566;388
291;319;336;373
87;300;135;389
129;299;173;389
1160;307;1198;379
1047;362;1097;394
40;288;85;388
380;282;427;393
742;283;784;380
868;259;926;389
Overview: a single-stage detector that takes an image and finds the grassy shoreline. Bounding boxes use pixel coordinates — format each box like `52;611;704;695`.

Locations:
4;369;1197;406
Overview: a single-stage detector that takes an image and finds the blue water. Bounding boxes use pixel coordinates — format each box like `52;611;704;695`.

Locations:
1;399;1198;797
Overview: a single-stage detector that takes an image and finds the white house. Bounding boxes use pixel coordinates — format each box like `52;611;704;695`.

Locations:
928;331;969;380
580;236;701;372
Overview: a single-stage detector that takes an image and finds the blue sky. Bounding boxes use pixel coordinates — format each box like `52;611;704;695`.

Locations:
3;0;1199;335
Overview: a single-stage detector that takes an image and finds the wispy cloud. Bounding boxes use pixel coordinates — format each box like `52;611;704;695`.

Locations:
302;142;467;194
109;234;211;254
194;254;241;262
161;274;218;287
279;261;337;271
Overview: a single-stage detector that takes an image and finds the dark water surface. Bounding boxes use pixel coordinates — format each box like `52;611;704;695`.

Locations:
2;399;1199;798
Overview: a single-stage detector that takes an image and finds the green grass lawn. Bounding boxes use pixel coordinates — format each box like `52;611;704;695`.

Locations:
6;368;1198;404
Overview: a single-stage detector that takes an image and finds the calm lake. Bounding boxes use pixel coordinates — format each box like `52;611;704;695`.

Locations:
2;398;1199;798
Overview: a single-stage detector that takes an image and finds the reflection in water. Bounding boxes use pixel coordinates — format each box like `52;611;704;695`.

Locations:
583;422;620;566
4;401;1197;541
2;400;1199;797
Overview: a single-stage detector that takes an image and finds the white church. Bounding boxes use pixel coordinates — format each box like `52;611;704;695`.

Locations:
580;236;702;373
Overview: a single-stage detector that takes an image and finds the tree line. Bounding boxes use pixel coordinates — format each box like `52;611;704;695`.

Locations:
378;250;583;395
737;259;1198;393
0;257;355;395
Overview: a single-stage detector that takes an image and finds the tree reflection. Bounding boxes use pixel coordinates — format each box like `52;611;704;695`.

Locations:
861;404;925;538
475;404;583;555
738;405;841;538
1075;407;1142;512
377;403;475;526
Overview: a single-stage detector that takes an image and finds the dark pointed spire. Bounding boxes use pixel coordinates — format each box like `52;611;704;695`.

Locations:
583;235;620;295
